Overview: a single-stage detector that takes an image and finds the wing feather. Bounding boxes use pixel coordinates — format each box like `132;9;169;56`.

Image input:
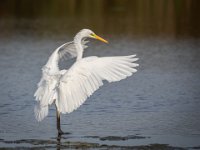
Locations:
34;39;88;121
57;55;139;114
34;69;67;121
58;40;88;61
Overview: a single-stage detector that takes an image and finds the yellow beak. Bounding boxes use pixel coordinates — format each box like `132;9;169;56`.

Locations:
94;34;108;44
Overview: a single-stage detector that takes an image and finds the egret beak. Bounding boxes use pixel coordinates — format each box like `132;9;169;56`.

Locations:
94;34;108;44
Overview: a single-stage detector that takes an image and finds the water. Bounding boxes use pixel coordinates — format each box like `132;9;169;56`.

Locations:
0;0;200;149
0;34;199;149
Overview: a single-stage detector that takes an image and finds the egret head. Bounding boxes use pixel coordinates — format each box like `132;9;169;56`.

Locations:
76;29;108;44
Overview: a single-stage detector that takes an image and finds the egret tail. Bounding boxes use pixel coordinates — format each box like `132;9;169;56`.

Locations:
34;103;49;122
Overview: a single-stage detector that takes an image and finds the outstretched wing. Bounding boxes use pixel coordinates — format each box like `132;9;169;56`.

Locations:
57;55;139;114
34;40;88;121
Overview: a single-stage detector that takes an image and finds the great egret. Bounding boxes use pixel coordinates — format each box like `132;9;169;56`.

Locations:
34;29;139;134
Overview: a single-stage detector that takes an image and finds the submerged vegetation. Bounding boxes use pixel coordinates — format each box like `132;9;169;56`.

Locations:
0;138;189;150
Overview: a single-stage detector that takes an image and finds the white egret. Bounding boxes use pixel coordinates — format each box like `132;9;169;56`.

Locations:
34;29;139;134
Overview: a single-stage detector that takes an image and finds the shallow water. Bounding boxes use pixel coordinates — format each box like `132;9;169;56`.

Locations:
0;32;200;149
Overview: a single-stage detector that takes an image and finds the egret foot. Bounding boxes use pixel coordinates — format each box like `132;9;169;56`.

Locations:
58;129;64;135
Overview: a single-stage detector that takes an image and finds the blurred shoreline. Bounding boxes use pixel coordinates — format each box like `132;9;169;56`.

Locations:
0;0;200;38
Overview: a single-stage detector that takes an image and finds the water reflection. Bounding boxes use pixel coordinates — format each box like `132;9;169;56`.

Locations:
56;134;61;150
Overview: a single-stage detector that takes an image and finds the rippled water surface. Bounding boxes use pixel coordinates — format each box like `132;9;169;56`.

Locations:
0;0;200;149
0;33;200;149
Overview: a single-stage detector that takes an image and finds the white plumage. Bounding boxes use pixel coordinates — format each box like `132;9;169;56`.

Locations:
58;55;138;114
34;29;139;134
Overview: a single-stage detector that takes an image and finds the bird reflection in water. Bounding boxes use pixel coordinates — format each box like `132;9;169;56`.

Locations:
56;133;62;150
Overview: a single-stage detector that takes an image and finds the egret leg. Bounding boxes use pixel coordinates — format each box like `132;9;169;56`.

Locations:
56;133;61;150
55;105;64;135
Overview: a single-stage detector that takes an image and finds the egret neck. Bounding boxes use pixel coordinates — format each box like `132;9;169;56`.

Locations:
74;35;84;61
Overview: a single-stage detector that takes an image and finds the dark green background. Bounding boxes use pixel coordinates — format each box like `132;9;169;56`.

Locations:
0;0;200;37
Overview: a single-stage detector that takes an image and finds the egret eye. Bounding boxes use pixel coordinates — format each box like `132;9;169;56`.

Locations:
90;33;95;37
